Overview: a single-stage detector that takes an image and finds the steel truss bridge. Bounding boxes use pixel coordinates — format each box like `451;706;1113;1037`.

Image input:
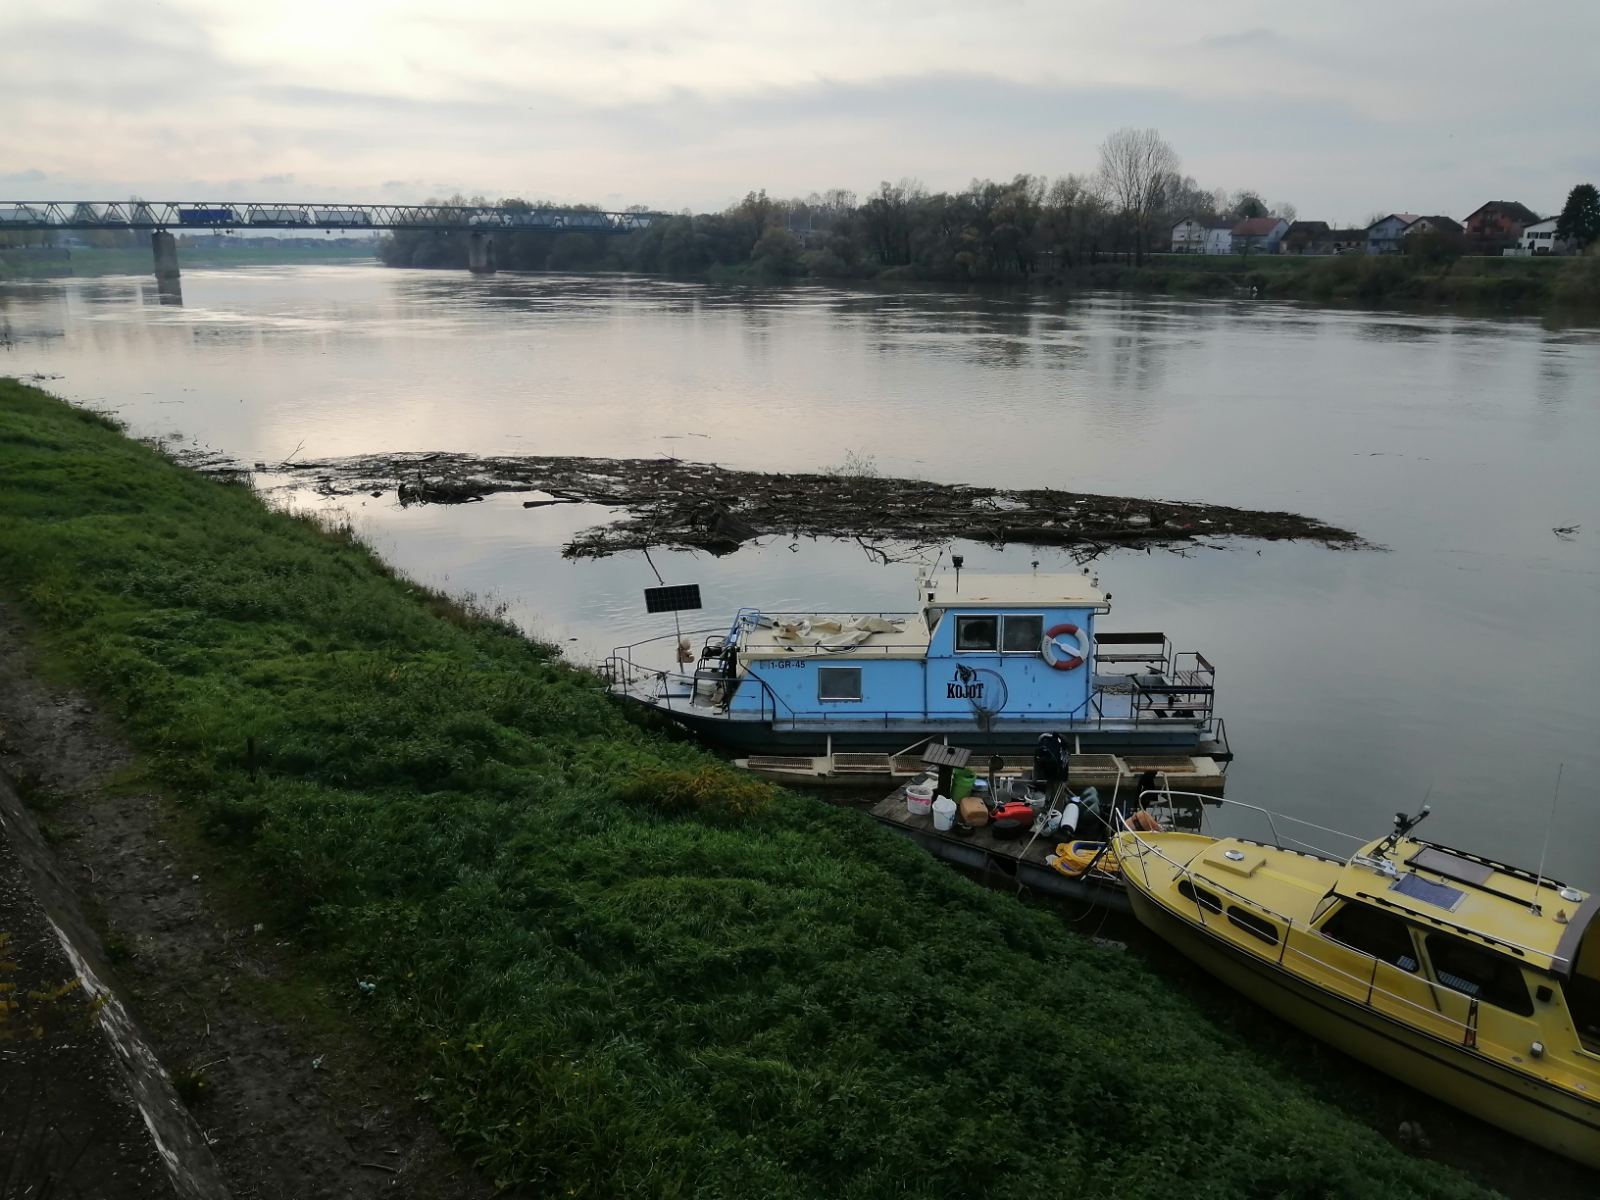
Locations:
0;200;665;234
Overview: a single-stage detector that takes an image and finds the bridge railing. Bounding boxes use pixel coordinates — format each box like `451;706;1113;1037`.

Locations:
0;201;667;233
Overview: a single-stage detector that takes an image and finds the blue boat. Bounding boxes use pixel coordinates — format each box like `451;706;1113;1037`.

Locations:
606;568;1228;761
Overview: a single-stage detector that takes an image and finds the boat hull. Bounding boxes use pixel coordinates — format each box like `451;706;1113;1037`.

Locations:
626;696;1215;758
1124;880;1600;1168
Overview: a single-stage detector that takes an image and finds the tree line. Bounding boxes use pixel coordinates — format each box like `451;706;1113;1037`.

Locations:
377;128;1303;282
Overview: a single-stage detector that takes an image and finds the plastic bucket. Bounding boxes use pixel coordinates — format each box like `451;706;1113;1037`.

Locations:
931;796;957;832
950;767;975;801
906;782;935;817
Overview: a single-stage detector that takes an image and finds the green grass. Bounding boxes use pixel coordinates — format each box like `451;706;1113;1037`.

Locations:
0;378;1493;1198
1064;253;1598;312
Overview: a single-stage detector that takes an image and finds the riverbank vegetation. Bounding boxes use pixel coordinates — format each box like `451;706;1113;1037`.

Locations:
376;188;1597;311
375;126;1597;312
0;377;1494;1197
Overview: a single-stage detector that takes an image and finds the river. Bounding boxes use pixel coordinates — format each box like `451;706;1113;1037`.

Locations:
2;265;1597;878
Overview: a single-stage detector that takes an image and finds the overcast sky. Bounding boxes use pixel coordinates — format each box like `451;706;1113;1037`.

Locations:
2;0;1596;224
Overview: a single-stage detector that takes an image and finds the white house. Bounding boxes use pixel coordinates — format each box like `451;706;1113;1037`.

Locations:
1366;213;1419;254
1509;217;1573;256
1203;222;1235;255
1170;218;1207;253
1232;216;1290;254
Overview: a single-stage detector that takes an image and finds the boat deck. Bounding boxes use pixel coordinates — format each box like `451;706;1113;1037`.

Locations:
738;615;929;659
750;751;1226;791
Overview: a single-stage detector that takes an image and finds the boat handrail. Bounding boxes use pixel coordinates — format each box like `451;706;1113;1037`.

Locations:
1137;787;1366;860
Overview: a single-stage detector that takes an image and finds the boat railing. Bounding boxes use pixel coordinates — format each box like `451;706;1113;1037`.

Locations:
605;623;1218;734
1135;788;1365;861
1115;810;1501;1056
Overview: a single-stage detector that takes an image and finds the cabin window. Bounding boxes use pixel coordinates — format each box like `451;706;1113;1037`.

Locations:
1227;906;1280;946
1001;615;1044;653
816;667;862;702
1319;903;1418;972
1423;933;1534;1016
1565;976;1600;1054
955;615;998;652
1177;879;1223;914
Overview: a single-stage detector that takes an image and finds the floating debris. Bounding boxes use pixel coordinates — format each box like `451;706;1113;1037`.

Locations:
252;451;1367;561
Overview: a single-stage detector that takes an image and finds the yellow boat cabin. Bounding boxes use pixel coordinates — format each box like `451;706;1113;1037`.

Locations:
1115;803;1600;1168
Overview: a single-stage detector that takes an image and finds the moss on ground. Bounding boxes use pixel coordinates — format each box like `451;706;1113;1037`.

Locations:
0;378;1494;1198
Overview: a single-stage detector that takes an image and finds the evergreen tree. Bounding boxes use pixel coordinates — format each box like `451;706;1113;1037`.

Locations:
1555;183;1599;248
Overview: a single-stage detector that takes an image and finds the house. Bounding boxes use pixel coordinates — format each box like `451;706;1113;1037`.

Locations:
1279;220;1330;254
1463;201;1540;252
1508;217;1573;256
1325;228;1368;254
1404;215;1463;238
1365;214;1419;254
1232;216;1289;254
1203;222;1234;255
1170;218;1208;253
1463;200;1540;242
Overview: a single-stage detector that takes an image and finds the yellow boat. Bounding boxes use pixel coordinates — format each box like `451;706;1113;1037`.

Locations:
1115;800;1600;1167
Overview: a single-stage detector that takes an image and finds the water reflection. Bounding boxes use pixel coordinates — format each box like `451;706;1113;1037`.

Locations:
2;266;1598;878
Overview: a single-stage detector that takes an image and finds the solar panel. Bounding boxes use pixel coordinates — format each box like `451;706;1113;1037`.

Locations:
1392;873;1465;912
644;584;702;614
1407;846;1494;886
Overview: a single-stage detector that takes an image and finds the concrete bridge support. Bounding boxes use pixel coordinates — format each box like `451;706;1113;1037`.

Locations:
151;230;180;282
468;231;496;275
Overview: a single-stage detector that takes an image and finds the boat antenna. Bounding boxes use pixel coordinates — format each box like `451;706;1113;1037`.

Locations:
1376;791;1430;858
1530;763;1563;917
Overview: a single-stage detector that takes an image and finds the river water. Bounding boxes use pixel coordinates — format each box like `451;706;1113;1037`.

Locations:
2;266;1597;878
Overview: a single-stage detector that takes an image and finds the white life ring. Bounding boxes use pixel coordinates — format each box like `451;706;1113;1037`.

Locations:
1041;623;1087;671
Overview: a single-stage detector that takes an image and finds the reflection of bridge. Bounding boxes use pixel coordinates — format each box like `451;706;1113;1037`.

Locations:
0;200;667;280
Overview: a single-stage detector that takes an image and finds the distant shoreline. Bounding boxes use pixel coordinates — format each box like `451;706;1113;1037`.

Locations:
5;242;1596;316
0;242;376;278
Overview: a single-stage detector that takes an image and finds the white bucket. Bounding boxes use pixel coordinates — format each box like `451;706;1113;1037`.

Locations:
906;782;935;817
931;796;957;832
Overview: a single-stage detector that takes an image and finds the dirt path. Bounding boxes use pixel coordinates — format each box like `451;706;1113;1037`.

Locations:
0;810;177;1200
255;451;1369;560
0;599;497;1200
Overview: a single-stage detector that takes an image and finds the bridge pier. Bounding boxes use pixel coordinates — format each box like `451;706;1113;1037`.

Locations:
151;230;180;282
468;231;496;275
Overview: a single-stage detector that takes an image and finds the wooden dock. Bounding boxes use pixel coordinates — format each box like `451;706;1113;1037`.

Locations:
869;786;1132;911
747;750;1228;793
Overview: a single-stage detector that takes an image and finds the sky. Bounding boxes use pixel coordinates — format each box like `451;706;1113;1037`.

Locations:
2;0;1597;225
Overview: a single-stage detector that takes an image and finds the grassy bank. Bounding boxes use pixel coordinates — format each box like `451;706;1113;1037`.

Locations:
0;378;1490;1198
1063;252;1600;311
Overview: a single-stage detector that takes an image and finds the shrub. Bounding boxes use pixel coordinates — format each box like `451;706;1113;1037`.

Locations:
614;765;775;823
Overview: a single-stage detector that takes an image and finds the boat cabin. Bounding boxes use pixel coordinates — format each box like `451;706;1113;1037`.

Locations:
1168;832;1600;1067
721;571;1110;725
1116;807;1600;1166
1312;838;1600;1061
606;568;1222;756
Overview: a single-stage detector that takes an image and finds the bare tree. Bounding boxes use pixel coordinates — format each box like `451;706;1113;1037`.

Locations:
1096;127;1179;265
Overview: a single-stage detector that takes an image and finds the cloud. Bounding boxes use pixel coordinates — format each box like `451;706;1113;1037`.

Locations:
1201;28;1284;50
0;0;1596;220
